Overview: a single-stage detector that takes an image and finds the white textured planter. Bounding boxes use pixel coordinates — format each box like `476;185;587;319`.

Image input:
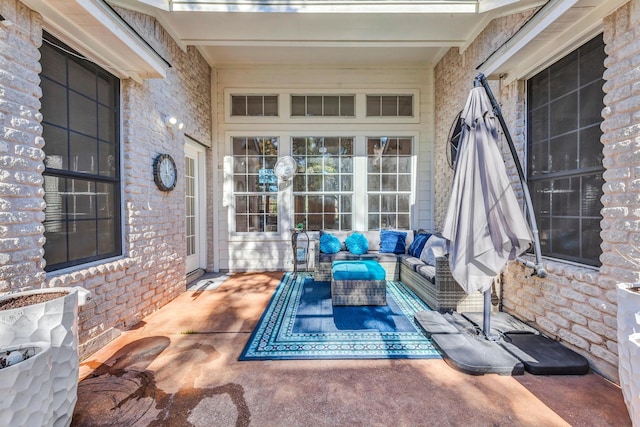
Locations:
617;283;640;427
0;287;90;427
0;342;53;427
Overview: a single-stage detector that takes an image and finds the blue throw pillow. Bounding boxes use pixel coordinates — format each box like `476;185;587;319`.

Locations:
408;232;431;257
345;232;368;255
319;233;342;254
379;230;408;254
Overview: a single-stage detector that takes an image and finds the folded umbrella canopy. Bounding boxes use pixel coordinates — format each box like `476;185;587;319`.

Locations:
442;85;533;295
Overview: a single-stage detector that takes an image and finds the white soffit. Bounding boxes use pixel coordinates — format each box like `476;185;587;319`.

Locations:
22;0;170;80
169;0;478;14
479;0;628;84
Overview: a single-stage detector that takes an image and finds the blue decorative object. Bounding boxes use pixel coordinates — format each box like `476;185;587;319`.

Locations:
319;233;342;254
345;232;368;255
408;232;431;257
379;230;408;254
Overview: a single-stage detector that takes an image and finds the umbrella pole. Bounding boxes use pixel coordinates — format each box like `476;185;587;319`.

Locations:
474;73;547;279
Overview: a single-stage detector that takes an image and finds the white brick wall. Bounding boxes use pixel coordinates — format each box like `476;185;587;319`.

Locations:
0;3;212;358
435;1;640;382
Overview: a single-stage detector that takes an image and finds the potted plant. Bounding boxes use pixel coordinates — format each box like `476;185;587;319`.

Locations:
0;342;53;426
617;283;640;426
0;287;90;427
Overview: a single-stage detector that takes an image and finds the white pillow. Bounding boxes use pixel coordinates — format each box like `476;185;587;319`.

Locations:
419;235;447;266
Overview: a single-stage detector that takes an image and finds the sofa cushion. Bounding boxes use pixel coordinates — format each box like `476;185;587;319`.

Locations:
319;232;342;254
379;229;408;254
420;234;448;266
345;232;368;255
408;232;431;257
400;255;424;271
416;264;437;284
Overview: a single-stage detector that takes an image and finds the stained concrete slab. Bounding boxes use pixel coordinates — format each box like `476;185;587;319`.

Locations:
73;272;631;427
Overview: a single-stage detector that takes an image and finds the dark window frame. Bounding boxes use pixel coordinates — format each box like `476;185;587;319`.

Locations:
41;33;122;271
526;34;605;267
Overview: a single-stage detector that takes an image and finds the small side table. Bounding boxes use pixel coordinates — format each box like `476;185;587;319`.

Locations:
291;228;309;276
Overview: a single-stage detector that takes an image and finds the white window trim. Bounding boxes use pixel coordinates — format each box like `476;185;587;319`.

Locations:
224;88;420;124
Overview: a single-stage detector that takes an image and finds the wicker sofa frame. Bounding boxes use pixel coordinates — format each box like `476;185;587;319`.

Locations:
313;237;484;313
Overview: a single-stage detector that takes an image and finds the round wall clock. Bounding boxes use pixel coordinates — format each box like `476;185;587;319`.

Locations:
153;153;177;191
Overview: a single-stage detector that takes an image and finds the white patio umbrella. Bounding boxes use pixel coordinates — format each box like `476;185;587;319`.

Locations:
442;82;533;335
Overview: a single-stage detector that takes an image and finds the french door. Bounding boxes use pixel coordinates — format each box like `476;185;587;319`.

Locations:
185;138;206;273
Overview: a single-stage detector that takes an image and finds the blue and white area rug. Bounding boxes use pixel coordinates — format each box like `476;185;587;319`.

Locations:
239;273;441;360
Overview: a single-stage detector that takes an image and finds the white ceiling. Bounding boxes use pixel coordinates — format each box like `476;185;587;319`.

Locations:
111;0;548;67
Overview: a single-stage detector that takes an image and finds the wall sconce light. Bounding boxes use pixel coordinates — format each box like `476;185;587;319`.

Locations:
165;115;184;131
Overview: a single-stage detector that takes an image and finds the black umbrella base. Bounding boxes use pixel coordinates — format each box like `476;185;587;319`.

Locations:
415;311;589;376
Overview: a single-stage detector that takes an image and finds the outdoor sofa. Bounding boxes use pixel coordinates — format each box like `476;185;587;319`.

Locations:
313;230;484;312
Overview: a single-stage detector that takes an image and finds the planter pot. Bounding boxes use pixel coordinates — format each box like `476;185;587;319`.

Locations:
0;287;90;427
0;342;53;427
617;283;640;427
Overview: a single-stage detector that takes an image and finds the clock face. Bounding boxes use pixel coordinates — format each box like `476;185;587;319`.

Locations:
153;154;177;191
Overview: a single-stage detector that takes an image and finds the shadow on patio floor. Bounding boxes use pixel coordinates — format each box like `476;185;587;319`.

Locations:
72;272;631;427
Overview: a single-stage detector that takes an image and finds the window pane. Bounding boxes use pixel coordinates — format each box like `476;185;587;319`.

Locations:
232;96;246;116
580;37;606;86
40;43;67;84
43;221;67;265
551;217;579;258
582;173;604;217
69;92;97;137
367;96;381;116
582;218;602;262
41;79;68;128
551;178;579;216
43;124;68;170
69;60;96;98
528;71;549;110
549;51;578;98
550;92;577;136
291;96;305;116
579;81;604;127
398;96;412;116
307;96;322;116
324;96;339;116
97;219;115;255
549;132;577;173
264;96;278;116
68;220;97;261
247;96;262;115
98;105;115;142
340;96;354;116
579;125;604;169
382;96;397;116
69;132;98;174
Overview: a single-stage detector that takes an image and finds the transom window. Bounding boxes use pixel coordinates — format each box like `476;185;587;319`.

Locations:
527;34;605;266
231;95;278;117
367;137;412;229
366;95;413;117
40;33;121;271
292;137;353;230
291;95;355;117
232;137;279;232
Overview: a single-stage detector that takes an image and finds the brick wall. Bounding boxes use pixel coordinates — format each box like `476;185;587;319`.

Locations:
435;1;639;382
0;3;212;358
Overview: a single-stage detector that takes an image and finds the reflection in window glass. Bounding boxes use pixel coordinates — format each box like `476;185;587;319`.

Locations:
293;137;353;230
367;137;412;229
232;137;279;232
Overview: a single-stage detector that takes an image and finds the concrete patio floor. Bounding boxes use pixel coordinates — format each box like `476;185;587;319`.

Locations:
72;272;631;426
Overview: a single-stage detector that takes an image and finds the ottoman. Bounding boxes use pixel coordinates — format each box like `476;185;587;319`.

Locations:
331;260;387;306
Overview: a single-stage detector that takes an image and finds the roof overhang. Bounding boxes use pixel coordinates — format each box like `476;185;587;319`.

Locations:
22;0;170;81
478;0;628;84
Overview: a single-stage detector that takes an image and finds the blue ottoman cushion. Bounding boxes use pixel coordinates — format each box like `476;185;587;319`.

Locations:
332;260;386;281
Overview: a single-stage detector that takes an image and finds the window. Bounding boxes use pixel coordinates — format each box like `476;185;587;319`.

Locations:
40;34;121;271
231;95;278;116
366;95;413;117
367;137;412;229
233;137;279;232
292;137;353;230
291;95;355;117
527;34;605;266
